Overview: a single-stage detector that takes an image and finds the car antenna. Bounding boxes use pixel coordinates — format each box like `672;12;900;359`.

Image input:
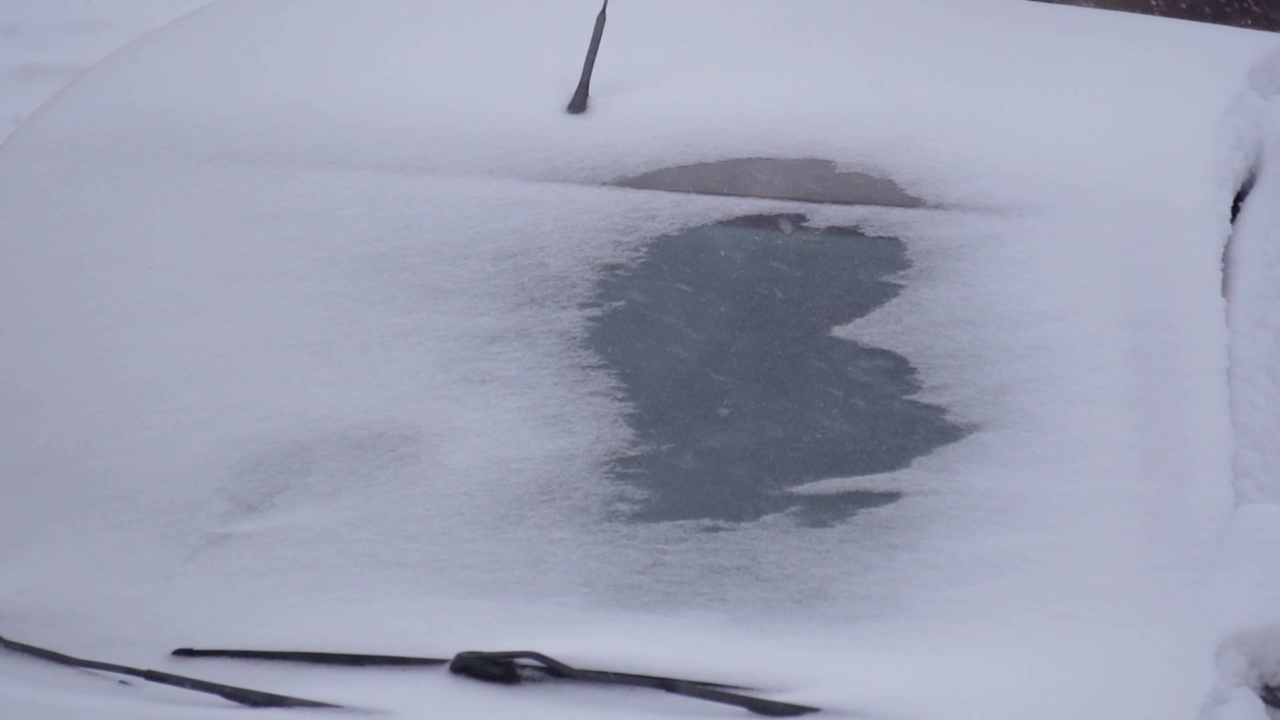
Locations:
567;0;608;114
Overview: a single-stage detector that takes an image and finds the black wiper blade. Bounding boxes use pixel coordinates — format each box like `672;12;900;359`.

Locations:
175;646;738;688
173;646;821;717
174;647;448;667
0;633;341;709
451;649;747;689
450;650;820;717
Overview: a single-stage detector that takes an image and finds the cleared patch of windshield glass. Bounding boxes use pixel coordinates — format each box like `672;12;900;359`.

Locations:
586;214;964;527
613;158;925;208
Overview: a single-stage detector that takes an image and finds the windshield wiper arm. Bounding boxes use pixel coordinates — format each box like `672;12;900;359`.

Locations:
175;646;736;686
0;633;341;709
173;647;449;667
173;646;821;717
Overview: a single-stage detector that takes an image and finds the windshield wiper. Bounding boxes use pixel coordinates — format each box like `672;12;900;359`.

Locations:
0;631;818;716
0;633;340;709
172;646;821;717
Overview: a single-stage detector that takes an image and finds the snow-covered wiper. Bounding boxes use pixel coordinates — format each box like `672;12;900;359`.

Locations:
0;633;340;709
172;646;821;717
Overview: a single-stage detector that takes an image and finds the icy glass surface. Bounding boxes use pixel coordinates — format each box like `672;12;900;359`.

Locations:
588;213;964;525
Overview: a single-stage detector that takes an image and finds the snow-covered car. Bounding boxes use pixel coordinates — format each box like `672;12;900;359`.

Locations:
3;2;1280;719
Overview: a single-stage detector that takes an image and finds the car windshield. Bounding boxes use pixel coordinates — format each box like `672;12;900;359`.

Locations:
3;2;1279;720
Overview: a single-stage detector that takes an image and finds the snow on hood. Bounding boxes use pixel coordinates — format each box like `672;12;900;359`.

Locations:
2;2;1279;719
6;0;1271;207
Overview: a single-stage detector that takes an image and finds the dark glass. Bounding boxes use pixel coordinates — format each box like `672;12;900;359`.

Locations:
587;214;965;526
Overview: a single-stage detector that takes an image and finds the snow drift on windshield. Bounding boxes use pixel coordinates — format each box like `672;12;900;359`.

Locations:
2;2;1280;720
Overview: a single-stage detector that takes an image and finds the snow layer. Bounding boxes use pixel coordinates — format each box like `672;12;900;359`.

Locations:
0;0;207;141
2;1;1279;719
1229;53;1280;506
1203;47;1280;720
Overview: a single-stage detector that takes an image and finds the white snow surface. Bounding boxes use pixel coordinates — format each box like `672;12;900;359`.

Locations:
2;1;1280;719
0;0;208;141
1209;48;1280;720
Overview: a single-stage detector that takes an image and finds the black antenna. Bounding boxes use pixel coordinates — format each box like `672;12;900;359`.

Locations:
567;0;608;114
